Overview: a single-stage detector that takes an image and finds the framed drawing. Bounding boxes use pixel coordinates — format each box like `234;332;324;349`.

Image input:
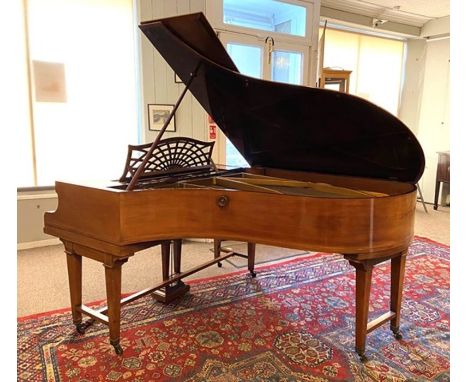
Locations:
148;104;176;132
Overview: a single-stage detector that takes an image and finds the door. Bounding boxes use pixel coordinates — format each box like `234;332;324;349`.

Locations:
217;32;308;166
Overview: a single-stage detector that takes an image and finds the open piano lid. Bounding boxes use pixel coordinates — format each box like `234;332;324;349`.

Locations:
140;13;425;184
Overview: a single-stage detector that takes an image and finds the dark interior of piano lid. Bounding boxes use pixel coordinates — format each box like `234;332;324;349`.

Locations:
139;12;425;185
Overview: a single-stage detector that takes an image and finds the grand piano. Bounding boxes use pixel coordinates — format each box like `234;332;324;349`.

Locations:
44;13;425;360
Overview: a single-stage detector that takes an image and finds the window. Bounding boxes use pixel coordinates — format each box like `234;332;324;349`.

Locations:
18;0;139;187
322;27;405;115
223;0;307;37
271;50;303;84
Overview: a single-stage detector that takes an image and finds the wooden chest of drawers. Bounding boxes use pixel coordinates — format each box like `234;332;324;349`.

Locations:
434;151;450;210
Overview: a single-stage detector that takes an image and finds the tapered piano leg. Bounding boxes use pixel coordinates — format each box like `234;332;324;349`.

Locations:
247;242;256;277
348;260;374;361
161;240;170;281
214;239;222;267
104;259;125;355
173;239;182;274
64;243;85;333
390;251;407;339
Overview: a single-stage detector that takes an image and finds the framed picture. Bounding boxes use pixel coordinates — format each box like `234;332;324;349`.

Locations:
148;104;176;132
174;72;183;83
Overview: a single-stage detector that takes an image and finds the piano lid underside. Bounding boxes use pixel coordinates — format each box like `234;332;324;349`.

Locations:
139;13;425;184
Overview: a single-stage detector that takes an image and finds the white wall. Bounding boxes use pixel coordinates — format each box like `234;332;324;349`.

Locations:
399;38;426;136
398;15;450;205
414;37;450;204
138;0;213;156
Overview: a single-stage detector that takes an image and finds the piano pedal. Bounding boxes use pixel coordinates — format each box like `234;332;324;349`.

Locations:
152;282;190;303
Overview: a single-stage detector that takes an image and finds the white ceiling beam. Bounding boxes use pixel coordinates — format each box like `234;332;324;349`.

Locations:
421;16;450;39
320;6;421;37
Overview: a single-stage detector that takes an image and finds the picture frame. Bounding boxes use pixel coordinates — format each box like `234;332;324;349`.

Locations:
148;104;176;132
174;72;183;83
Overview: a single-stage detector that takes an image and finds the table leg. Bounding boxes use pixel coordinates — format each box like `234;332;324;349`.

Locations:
104;259;125;355
434;181;441;210
65;247;83;332
348;260;373;361
390;252;407;338
214;239;222;267
247;242;256;277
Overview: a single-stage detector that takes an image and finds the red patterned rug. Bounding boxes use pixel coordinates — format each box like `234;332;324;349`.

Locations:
18;236;449;381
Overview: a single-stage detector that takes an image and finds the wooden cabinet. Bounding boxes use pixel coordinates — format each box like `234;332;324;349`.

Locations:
320;68;352;93
434;151;450;210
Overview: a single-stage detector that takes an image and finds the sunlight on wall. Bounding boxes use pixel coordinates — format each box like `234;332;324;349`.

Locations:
322;28;404;115
24;0;138;186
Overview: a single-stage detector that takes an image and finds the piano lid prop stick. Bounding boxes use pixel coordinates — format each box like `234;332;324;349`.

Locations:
126;64;201;191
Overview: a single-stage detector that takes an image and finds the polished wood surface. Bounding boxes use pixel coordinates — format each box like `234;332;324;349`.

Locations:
434;151;450;210
46;169;415;256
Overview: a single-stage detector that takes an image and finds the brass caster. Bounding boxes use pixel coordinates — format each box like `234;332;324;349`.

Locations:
391;326;403;340
75;323;87;334
112;343;123;355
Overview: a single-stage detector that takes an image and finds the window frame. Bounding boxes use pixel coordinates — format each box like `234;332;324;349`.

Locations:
206;0;317;46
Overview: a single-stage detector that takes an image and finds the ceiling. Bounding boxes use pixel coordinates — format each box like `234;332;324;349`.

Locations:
321;0;450;27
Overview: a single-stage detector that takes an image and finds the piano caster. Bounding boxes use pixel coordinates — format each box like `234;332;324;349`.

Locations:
217;262;222;267
250;270;257;278
358;352;368;363
391;326;403;340
75;322;90;334
111;340;123;355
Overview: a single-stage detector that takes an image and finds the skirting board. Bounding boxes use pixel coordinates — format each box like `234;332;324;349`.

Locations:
17;238;61;251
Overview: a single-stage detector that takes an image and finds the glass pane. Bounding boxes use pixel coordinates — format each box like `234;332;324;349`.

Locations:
226;141;250;168
272;50;303;84
27;0;138;185
227;43;262;78
225;42;262;167
223;0;306;37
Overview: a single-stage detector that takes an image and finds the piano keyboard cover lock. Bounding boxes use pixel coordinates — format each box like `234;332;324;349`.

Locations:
44;12;425;359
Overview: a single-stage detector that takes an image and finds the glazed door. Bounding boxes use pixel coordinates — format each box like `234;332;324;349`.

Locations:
217;32;307;167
